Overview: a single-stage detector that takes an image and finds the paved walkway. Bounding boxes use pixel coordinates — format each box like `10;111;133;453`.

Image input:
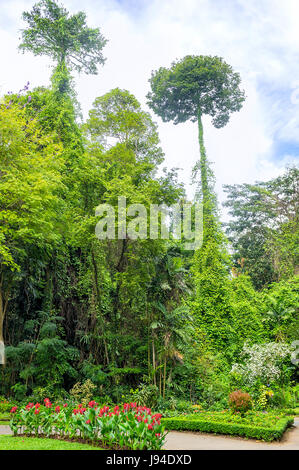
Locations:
1;419;298;450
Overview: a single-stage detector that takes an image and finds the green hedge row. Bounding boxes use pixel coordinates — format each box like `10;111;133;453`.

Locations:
280;408;299;416
162;416;294;442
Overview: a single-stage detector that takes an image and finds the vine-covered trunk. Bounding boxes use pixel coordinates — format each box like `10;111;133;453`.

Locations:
0;282;9;365
197;109;209;208
197;108;217;243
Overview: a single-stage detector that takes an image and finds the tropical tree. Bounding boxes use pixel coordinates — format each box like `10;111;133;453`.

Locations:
85;88;163;166
19;0;107;74
147;56;245;352
147;55;245;237
0;98;63;352
224;166;299;289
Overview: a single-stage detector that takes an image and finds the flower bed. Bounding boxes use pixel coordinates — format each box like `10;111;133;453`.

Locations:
9;400;166;450
162;410;294;441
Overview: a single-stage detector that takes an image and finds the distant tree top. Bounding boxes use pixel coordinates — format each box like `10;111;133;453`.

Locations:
147;55;245;128
19;0;107;74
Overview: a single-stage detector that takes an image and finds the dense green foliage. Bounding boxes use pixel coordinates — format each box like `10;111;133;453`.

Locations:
0;0;298;418
224;167;299;289
19;0;107;74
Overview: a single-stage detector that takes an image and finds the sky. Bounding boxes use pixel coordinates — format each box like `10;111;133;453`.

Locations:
0;0;298;215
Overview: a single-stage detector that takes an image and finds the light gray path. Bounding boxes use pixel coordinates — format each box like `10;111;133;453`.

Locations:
0;425;12;436
164;418;299;450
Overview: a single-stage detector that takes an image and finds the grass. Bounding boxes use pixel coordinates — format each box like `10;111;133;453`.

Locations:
0;435;102;450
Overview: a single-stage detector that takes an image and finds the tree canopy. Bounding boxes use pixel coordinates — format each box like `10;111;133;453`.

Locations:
19;0;107;74
147;55;245;127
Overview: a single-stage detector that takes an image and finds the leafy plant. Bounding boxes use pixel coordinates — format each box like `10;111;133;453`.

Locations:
228;390;253;416
69;380;97;405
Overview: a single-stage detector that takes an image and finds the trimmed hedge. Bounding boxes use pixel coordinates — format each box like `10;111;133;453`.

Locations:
280;408;299;416
162;416;294;442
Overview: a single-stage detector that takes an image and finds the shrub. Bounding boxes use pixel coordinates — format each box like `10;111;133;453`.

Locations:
256;385;274;410
69;380;97;405
228;390;252;415
0;397;11;413
125;383;159;409
231;342;292;387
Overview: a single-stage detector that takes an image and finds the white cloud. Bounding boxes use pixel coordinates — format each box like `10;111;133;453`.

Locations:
0;0;298;216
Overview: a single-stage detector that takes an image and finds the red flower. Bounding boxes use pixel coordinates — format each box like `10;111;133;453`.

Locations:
86;419;91;424
34;409;40;415
148;424;153;430
63;403;68;408
10;406;18;413
55;406;60;413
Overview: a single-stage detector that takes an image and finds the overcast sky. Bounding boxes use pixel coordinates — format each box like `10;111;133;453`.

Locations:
0;0;298;213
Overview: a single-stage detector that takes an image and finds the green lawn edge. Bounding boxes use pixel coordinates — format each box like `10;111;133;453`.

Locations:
0;435;102;450
162;416;294;442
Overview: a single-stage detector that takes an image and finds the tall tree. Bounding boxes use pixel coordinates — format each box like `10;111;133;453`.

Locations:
0;97;63;354
224;166;299;289
19;0;107;74
147;55;245;239
147;55;245;351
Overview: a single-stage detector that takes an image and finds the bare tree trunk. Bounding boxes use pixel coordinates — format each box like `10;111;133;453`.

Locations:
0;279;10;366
163;356;167;398
152;333;156;386
159;367;162;395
